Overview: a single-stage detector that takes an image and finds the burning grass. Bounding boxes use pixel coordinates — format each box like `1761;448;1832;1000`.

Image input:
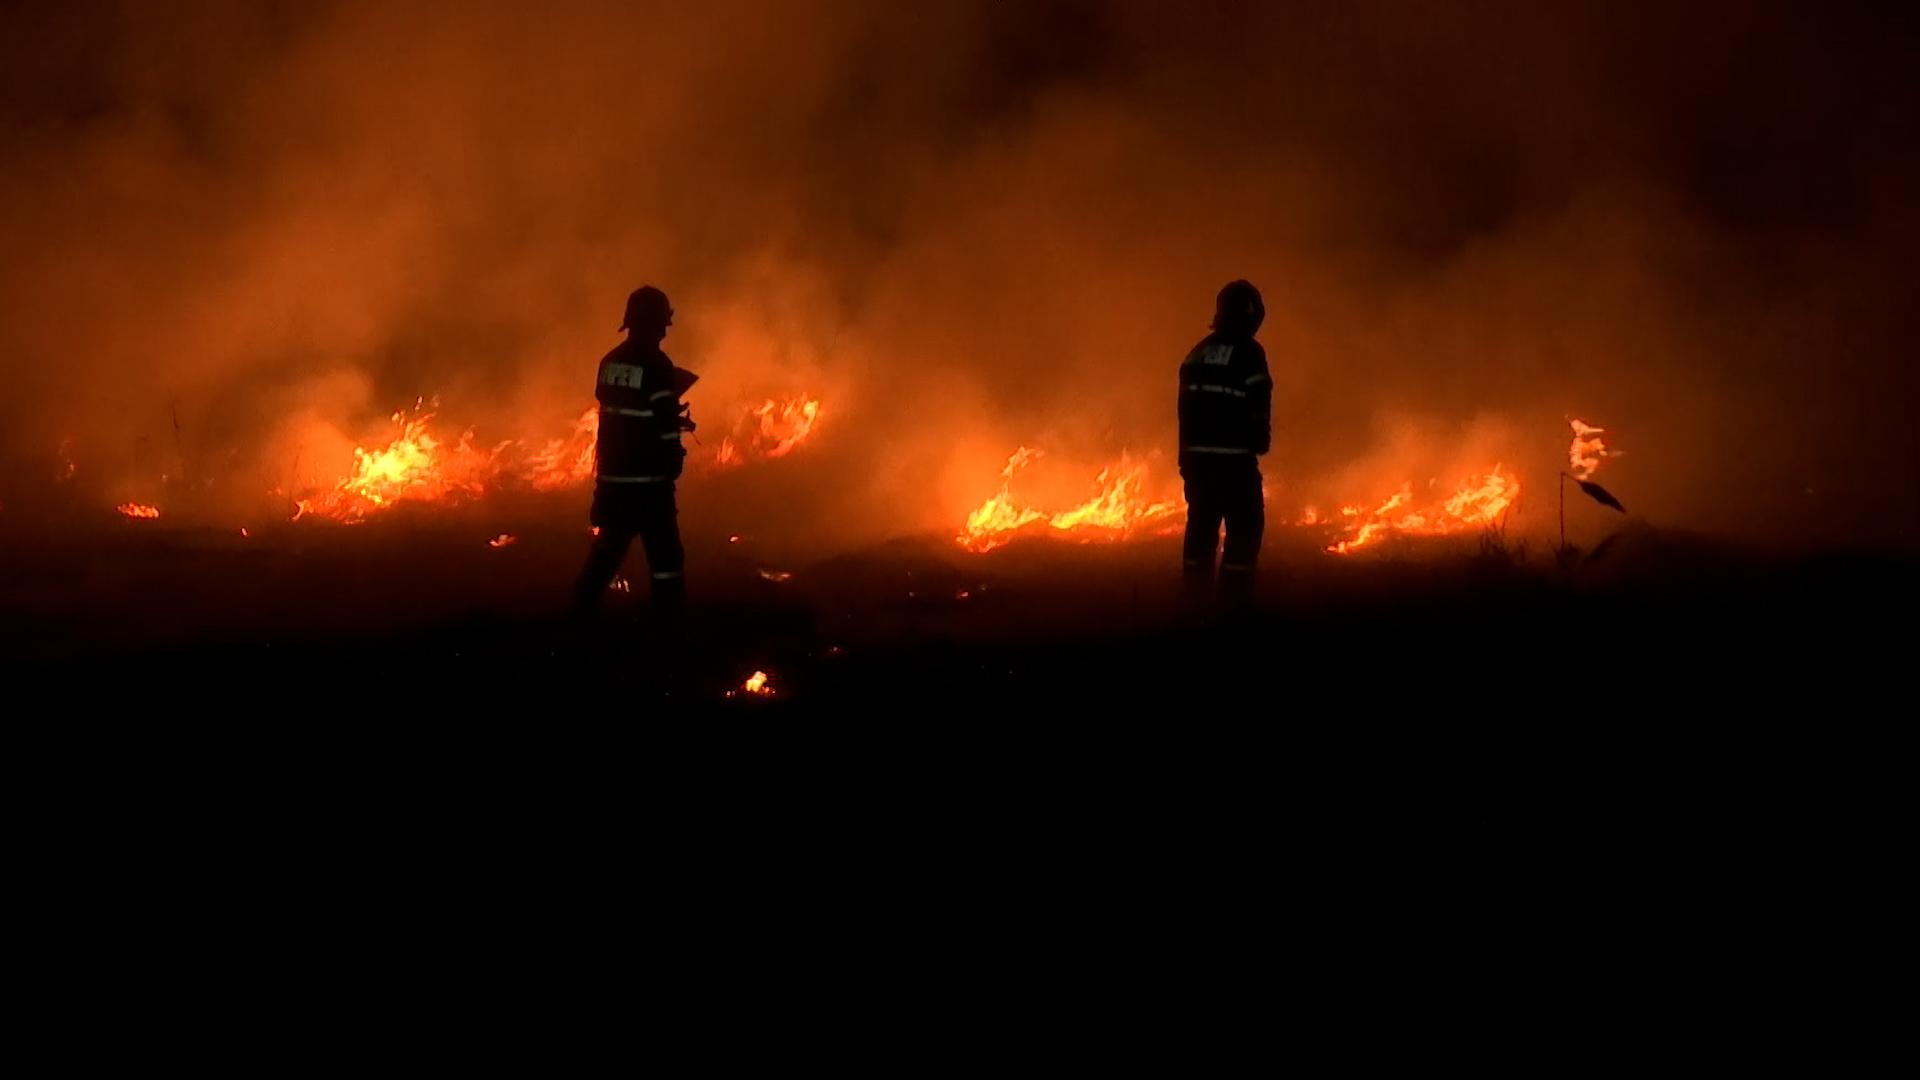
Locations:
285;391;825;524
958;447;1182;553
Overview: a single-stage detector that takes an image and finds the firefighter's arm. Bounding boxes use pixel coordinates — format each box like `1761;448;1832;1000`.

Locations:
1246;347;1273;455
649;364;698;477
668;366;699;434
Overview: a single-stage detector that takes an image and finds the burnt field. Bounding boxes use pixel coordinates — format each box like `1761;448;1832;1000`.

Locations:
6;506;1909;921
5;503;1909;723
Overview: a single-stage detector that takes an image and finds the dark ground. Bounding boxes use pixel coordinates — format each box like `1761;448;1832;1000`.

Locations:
4;503;1908;709
4;505;1907;801
3;510;1906;1018
6;507;1909;769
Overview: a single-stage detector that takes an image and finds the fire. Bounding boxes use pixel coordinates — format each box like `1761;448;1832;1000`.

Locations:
288;391;820;523
1320;467;1521;554
521;407;599;491
487;533;517;548
960;448;1047;551
1568;418;1616;480
117;502;160;519
758;569;794;582
292;402;498;521
714;395;822;466
958;447;1182;553
727;670;776;697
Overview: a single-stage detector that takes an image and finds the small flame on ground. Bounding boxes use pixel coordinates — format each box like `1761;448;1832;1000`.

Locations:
117;503;160;519
959;447;1181;553
758;569;794;582
487;533;517;548
608;575;630;593
727;670;776;697
239;527;250;538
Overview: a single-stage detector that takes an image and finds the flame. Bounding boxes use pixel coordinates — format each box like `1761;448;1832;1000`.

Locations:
958;447;1182;553
1321;467;1520;554
1568;418;1614;480
758;569;794;582
487;533;517;548
57;438;76;483
239;527;250;538
727;670;776;697
521;407;599;491
959;448;1047;551
292;402;498;521
713;395;822;466
287;391;819;523
117;502;160;519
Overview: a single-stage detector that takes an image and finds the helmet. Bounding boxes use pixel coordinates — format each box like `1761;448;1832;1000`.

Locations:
1211;280;1265;336
619;286;673;333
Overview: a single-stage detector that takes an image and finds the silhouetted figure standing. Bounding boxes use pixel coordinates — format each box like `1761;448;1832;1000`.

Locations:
1179;280;1271;603
573;286;696;616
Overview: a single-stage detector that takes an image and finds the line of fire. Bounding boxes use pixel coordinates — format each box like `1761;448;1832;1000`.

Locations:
2;2;1913;727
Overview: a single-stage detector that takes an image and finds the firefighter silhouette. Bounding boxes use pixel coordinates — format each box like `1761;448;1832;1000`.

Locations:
1178;280;1272;602
573;286;698;614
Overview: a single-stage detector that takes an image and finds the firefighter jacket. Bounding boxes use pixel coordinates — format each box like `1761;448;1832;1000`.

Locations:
593;340;691;484
1178;332;1272;466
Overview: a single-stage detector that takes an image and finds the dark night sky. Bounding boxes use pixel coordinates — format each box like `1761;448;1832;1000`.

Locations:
2;1;1916;545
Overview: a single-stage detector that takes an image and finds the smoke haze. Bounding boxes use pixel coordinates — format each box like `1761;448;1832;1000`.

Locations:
4;0;1915;547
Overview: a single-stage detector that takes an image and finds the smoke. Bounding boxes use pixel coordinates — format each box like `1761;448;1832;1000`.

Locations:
3;0;1915;547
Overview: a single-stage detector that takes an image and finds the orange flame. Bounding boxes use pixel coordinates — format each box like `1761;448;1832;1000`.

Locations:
959;448;1047;551
1321;467;1520;554
521;407;599;491
1568;418;1614;480
292;402;498;521
713;395;822;467
727;670;776;697
117;502;160;519
288;391;819;523
487;533;517;548
959;448;1182;553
